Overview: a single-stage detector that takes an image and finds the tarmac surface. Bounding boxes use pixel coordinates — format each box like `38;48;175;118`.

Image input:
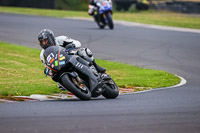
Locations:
0;13;200;133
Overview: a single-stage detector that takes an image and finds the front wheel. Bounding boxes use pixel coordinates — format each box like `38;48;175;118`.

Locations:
105;12;114;29
102;79;119;99
60;74;91;100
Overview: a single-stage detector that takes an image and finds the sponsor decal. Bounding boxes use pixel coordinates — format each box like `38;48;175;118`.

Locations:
55;61;58;66
50;58;55;63
60;56;65;60
59;54;63;58
47;53;54;63
59;61;65;65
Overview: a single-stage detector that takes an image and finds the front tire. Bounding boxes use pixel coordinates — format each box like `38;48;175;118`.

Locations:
102;79;119;99
61;74;91;100
105;13;114;29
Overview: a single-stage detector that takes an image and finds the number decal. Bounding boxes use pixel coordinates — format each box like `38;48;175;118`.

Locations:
47;53;54;63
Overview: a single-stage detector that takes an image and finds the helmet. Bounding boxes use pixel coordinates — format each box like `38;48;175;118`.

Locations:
38;29;56;49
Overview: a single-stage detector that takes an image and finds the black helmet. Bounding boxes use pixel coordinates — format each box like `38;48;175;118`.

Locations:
38;29;56;49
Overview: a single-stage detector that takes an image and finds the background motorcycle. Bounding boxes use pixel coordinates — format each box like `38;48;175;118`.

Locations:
43;46;119;100
90;0;114;29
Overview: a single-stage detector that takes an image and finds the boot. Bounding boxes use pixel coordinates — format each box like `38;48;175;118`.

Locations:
94;15;98;22
93;60;106;73
57;82;66;91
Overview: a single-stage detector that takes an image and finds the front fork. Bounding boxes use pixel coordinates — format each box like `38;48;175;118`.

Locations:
72;76;87;91
103;13;107;23
103;12;111;24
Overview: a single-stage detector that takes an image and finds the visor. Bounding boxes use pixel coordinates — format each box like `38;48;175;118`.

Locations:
38;39;48;49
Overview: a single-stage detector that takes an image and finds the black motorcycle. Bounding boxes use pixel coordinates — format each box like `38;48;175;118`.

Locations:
43;46;119;100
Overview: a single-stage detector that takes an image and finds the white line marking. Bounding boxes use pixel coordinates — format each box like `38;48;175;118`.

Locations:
121;75;187;95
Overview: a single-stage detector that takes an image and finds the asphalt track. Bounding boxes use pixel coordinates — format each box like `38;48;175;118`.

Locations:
0;13;200;133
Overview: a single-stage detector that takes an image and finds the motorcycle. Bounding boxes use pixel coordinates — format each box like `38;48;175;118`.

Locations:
90;0;114;29
43;46;119;100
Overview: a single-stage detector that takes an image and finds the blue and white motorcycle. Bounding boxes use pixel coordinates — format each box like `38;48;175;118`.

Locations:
90;0;114;29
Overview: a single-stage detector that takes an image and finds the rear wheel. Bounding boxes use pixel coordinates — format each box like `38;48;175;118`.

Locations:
61;74;91;100
102;79;119;99
97;22;105;29
94;14;105;29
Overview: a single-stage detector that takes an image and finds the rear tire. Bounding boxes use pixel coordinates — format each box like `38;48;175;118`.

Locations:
94;15;105;29
61;74;91;100
102;79;119;99
97;22;105;29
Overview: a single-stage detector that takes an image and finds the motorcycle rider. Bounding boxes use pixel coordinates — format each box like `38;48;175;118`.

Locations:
88;0;112;16
38;29;106;90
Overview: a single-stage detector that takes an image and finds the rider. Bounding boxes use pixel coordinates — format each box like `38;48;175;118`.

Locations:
38;29;106;90
88;0;112;16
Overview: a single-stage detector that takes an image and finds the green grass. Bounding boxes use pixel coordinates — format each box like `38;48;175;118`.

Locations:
0;6;200;29
96;59;180;89
0;6;89;18
114;10;200;29
0;42;59;96
0;42;180;96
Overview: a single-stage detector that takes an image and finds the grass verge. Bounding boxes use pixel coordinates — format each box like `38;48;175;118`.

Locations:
0;6;200;29
0;41;180;97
